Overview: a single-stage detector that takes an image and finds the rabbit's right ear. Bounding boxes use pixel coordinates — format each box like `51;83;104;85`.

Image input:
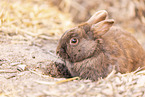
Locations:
86;10;108;25
91;19;114;37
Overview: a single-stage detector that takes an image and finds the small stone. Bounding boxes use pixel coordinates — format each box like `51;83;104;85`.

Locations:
10;62;21;66
17;65;27;71
32;56;35;59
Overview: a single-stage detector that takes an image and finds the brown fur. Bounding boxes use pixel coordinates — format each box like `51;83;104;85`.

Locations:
56;11;145;81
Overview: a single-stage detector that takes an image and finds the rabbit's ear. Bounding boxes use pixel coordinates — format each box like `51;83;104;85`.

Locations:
86;10;108;25
91;19;114;37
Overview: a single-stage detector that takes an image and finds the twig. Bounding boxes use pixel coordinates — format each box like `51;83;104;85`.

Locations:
136;70;145;75
133;66;145;73
5;74;17;79
105;69;116;80
56;77;80;84
0;69;17;73
34;77;80;85
29;69;52;78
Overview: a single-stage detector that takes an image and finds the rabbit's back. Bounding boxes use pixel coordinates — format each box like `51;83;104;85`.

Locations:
102;27;145;73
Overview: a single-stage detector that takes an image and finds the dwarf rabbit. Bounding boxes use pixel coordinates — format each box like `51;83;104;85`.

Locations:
56;10;145;81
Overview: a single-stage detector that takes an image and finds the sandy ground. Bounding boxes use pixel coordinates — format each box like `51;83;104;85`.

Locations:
0;33;58;96
0;31;145;97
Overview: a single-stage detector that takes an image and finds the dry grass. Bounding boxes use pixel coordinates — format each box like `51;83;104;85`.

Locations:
0;0;74;39
0;0;145;97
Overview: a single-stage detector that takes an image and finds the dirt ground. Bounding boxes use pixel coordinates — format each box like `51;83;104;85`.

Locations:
0;0;145;97
0;30;145;97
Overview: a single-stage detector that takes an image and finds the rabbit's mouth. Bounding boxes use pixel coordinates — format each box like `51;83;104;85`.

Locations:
56;47;70;60
60;52;70;60
57;49;76;63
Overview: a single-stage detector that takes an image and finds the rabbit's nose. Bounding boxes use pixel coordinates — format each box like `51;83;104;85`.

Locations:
60;48;65;53
56;48;64;55
56;45;66;56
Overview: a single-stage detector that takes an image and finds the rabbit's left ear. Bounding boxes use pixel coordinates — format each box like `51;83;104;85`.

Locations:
86;10;108;25
91;19;114;37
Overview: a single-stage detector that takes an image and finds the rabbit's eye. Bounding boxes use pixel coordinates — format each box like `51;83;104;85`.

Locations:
70;38;78;45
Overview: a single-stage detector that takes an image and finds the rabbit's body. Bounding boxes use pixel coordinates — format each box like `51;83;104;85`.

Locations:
56;10;145;81
103;27;145;73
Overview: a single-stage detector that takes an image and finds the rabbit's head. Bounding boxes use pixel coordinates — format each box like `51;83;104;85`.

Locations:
56;10;114;63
